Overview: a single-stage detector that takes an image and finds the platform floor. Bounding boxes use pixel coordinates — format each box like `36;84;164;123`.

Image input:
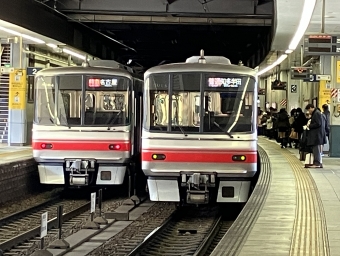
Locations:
212;137;339;256
0;144;32;164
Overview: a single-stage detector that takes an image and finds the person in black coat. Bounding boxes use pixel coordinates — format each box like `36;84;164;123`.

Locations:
305;104;326;168
277;108;290;148
293;108;308;148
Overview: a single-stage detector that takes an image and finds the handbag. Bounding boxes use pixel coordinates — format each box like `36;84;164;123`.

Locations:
289;129;299;140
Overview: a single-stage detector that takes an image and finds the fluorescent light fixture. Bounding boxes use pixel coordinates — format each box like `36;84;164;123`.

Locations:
21;34;45;44
285;49;293;54
257;54;287;76
46;43;58;48
0;25;45;44
0;26;21;36
62;48;86;60
288;0;316;50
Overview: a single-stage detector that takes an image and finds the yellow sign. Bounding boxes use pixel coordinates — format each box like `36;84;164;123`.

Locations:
318;80;331;109
337;60;340;83
9;69;27;110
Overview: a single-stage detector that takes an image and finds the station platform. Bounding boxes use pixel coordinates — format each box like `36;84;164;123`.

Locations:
0;144;38;205
211;137;339;256
0;144;33;164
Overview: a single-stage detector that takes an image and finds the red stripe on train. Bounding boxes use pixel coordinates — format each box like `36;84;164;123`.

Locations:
142;150;257;163
32;140;131;151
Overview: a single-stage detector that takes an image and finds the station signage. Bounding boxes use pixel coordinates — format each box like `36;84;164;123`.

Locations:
291;66;313;80
27;67;43;76
303;74;331;82
304;34;340;56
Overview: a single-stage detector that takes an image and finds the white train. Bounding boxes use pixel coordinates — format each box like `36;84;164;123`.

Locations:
141;51;258;204
32;60;143;193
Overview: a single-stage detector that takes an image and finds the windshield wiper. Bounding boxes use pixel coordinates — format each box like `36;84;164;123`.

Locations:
213;122;233;138
107;110;123;130
174;121;188;137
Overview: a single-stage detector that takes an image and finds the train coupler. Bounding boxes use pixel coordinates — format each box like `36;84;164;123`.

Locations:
65;159;96;186
187;190;209;204
185;173;210;204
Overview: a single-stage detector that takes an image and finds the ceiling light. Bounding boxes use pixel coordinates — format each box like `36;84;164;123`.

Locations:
0;25;45;44
0;26;21;36
257;54;287;76
21;34;45;44
285;49;293;54
62;48;86;60
47;43;58;48
288;0;317;50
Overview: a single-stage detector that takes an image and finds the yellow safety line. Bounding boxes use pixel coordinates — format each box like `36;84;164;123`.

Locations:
276;149;331;256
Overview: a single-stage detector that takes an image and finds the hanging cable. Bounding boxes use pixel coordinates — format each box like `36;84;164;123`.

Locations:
34;0;137;52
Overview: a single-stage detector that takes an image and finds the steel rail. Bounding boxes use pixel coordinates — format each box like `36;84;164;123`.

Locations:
193;215;223;256
127;210;177;256
0;201;90;252
0;196;61;227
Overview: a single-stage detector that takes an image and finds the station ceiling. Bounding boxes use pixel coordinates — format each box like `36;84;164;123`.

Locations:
40;0;273;71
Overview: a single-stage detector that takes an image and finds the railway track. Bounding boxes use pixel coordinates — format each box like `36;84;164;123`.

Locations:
125;206;227;256
0;198;89;253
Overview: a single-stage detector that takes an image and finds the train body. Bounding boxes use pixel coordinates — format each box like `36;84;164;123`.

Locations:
141;53;258;204
33;61;143;187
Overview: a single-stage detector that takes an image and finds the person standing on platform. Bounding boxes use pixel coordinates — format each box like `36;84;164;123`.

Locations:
304;104;326;168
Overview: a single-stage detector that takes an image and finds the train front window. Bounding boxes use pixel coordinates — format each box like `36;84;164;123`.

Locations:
35;74;130;127
203;75;255;133
148;73;200;132
145;73;256;134
57;75;82;126
84;76;130;126
34;76;56;125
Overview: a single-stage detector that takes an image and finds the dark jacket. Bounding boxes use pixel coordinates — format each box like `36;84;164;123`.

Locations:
323;110;330;135
307;108;326;146
277;112;290;129
293;112;308;134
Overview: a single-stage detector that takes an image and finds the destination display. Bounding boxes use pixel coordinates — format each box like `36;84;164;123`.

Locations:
207;77;242;88
304;34;340;56
88;78;118;88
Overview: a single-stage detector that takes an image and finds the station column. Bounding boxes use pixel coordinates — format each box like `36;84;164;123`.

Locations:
330;56;340;156
8;38;28;146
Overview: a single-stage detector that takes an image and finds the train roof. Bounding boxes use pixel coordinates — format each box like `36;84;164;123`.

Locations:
144;56;256;78
36;66;143;80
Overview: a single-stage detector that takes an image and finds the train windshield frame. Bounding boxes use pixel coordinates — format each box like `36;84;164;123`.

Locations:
144;72;256;134
34;74;131;127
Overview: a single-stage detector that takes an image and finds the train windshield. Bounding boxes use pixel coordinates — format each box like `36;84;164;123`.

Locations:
34;74;130;127
144;73;256;134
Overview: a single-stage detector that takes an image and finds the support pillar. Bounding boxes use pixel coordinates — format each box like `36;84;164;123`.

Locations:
330;56;340;157
8;37;27;146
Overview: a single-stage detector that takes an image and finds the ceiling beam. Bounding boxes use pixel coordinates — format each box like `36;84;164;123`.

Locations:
66;14;272;26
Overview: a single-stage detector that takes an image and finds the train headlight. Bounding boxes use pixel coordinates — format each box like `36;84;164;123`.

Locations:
152;154;166;160
232;155;246;161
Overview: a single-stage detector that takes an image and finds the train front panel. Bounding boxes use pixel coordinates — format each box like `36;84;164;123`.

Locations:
32;66;141;186
141;55;257;204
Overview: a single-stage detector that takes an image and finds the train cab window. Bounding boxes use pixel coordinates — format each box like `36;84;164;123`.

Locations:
147;73;200;133
84;92;129;126
200;74;256;134
145;73;256;134
203;91;254;133
34;76;56;125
